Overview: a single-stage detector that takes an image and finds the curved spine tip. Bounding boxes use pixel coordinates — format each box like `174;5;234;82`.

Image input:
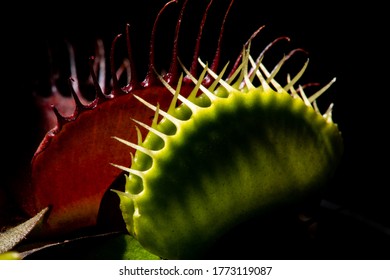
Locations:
203;0;235;87
185;0;214;83
227;25;265;80
165;0;189;85
67;77;96;113
67;78;84;115
142;0;178;87
88;55;107;101
123;23;141;92
110;33;127;96
51;105;67;131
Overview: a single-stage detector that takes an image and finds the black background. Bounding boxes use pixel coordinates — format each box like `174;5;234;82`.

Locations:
2;0;389;259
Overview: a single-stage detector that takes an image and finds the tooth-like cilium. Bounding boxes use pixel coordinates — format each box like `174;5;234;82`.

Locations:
112;40;343;260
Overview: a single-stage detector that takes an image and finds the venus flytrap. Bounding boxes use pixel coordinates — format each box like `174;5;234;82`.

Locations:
112;42;343;259
5;0;343;260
